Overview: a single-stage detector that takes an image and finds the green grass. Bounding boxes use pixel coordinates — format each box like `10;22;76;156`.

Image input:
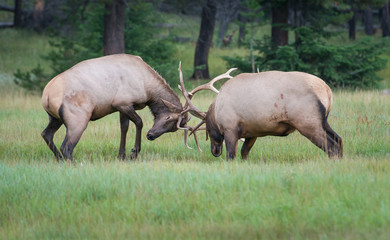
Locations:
1;159;390;239
0;29;53;74
1;25;390;239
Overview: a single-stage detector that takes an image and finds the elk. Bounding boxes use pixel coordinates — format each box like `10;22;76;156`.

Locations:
179;67;343;160
223;30;236;47
41;54;190;162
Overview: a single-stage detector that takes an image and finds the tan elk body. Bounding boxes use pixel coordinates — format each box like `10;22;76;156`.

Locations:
41;54;188;162
215;71;331;139
179;68;343;160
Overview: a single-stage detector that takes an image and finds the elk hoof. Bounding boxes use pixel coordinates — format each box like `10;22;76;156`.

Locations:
130;148;139;160
65;159;73;165
117;153;129;161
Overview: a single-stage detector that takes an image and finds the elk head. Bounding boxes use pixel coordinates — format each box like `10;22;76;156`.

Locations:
146;100;190;141
176;62;237;151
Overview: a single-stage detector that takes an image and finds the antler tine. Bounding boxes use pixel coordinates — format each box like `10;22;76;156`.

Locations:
183;125;203;151
178;61;193;103
189;119;206;136
176;114;188;130
183;129;192;150
188;68;237;96
192;129;202;151
178;62;206;119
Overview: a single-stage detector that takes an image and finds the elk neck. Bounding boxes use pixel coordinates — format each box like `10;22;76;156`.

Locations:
147;83;183;118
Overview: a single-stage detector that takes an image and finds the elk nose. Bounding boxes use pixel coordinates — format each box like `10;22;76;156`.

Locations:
212;146;222;157
146;133;155;141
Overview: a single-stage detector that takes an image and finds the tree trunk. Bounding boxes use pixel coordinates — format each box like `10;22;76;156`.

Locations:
364;6;374;36
293;0;304;44
237;13;246;46
103;0;126;55
192;0;217;79
382;2;390;37
13;0;22;27
217;17;229;46
237;0;247;47
271;0;288;47
349;9;356;40
33;0;45;31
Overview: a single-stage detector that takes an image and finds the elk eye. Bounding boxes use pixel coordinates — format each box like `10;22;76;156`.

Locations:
165;116;172;120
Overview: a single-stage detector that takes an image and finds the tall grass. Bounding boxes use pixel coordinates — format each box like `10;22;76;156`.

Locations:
1;158;390;239
1;88;388;163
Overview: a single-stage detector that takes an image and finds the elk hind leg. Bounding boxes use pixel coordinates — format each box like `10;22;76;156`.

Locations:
60;113;90;163
324;120;343;158
41;114;63;161
297;124;338;158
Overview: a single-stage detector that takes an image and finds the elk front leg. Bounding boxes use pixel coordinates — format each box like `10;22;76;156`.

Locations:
224;130;239;160
115;106;143;160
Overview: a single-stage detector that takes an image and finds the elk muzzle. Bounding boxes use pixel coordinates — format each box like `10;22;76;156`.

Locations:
146;124;176;141
146;112;186;141
211;142;223;157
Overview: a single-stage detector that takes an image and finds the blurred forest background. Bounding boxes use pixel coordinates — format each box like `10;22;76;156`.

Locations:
1;0;390;91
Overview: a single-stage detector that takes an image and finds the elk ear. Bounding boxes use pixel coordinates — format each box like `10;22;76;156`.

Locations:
161;99;182;113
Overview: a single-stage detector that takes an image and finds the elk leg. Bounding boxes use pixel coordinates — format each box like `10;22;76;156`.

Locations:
41;114;63;161
323;120;343;158
224;130;239;160
118;112;130;161
297;126;338;158
325;134;340;158
60;119;89;163
115;106;143;160
59;107;90;163
241;137;257;160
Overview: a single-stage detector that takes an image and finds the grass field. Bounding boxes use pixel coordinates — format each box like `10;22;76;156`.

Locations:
1;26;390;239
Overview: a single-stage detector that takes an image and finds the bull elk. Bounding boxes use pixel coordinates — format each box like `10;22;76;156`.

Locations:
41;54;191;162
179;66;343;160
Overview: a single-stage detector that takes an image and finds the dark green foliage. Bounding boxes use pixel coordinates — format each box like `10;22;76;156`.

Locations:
13;1;177;92
43;4;105;76
125;1;177;82
14;65;48;92
224;27;388;88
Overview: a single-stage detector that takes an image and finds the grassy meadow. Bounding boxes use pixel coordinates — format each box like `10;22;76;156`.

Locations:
1;25;390;239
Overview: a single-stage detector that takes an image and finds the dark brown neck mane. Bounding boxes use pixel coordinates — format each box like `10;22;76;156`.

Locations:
206;103;224;142
147;72;182;118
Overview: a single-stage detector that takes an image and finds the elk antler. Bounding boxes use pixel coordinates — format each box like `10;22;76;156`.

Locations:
177;62;237;151
178;62;206;120
178;67;237;96
177;62;206;151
